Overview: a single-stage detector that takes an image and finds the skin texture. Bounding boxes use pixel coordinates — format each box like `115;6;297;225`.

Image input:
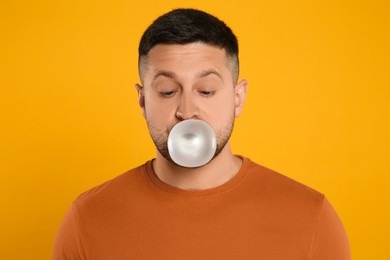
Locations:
136;42;248;190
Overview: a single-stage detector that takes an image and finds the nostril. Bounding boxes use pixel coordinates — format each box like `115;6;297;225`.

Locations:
175;104;200;119
175;111;200;120
175;111;184;120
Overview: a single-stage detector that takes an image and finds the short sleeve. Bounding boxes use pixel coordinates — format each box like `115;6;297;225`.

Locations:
309;197;351;260
53;203;86;260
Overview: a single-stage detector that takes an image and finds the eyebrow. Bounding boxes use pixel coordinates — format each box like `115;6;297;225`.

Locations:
195;69;223;81
152;69;223;83
152;71;177;82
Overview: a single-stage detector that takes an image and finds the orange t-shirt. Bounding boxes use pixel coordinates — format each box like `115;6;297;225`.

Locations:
53;157;350;259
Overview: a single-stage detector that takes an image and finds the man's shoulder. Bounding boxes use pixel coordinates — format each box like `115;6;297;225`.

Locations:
244;157;325;206
73;162;150;207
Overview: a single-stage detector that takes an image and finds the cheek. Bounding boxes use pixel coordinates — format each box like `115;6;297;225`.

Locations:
144;96;178;127
214;92;235;112
206;96;235;125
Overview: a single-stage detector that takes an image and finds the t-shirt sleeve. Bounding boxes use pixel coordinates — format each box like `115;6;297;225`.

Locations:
309;197;351;260
53;203;86;260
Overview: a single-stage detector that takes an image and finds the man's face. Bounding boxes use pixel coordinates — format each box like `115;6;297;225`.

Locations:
137;42;246;165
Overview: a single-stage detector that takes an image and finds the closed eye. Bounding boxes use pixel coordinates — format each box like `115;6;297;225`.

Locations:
159;91;176;97
199;90;216;97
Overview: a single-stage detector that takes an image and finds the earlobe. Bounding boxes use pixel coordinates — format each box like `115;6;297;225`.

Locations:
134;83;146;118
234;79;248;118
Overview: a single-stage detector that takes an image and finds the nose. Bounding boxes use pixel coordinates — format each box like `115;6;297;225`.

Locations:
176;92;199;120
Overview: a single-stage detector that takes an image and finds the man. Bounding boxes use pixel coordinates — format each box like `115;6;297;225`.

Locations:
53;8;350;259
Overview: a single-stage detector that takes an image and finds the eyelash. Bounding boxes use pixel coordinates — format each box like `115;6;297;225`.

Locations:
158;90;216;98
159;91;176;97
198;90;216;97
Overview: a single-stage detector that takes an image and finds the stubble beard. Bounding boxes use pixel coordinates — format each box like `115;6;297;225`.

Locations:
147;118;235;168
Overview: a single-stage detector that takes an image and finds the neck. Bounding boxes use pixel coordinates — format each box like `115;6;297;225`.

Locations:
152;143;242;190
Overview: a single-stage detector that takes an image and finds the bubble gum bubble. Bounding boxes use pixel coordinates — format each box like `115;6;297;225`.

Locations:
168;119;216;168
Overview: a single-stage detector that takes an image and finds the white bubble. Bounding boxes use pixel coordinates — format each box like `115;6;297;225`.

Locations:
168;119;217;168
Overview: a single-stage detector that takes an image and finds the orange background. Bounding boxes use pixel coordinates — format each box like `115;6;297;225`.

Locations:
1;0;389;259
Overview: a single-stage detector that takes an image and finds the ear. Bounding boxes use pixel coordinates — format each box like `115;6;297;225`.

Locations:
134;83;146;118
234;79;248;118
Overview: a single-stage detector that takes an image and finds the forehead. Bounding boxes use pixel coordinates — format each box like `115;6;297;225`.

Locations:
140;43;230;80
147;42;227;61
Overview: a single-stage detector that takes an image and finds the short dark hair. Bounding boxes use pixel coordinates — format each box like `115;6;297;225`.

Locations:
138;8;239;82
